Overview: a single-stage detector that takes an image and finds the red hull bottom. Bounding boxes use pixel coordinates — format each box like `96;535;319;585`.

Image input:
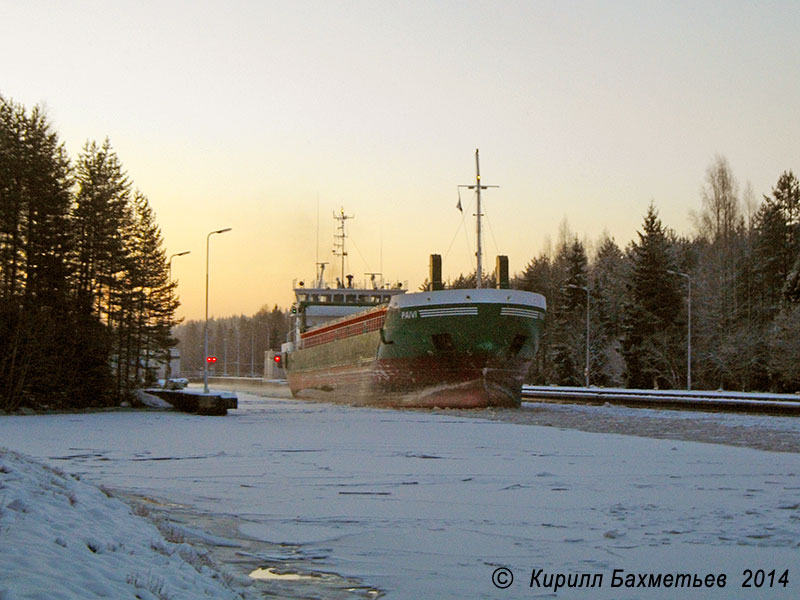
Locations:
287;357;527;408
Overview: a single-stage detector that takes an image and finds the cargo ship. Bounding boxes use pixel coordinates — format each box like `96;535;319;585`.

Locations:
281;151;546;407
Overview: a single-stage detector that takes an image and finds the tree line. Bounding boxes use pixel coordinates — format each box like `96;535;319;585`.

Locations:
1;96;179;411
174;306;289;378
511;157;800;392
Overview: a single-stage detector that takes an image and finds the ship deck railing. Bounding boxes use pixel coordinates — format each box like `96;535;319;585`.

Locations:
299;307;388;350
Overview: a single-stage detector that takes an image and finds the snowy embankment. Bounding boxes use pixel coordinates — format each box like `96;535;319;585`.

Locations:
0;448;245;600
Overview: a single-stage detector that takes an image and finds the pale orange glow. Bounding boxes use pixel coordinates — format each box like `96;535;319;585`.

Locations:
3;2;798;320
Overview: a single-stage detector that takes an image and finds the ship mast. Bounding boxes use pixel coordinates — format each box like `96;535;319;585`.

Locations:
460;149;498;288
332;207;354;284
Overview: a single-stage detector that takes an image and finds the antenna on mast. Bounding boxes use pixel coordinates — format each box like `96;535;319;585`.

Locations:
332;207;354;282
458;149;499;288
315;262;329;288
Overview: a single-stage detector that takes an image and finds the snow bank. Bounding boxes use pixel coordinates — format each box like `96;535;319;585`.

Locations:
0;448;244;600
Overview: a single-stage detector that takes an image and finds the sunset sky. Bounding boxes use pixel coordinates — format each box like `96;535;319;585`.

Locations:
3;0;799;320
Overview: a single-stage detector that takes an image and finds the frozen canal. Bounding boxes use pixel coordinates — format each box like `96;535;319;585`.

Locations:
2;390;800;599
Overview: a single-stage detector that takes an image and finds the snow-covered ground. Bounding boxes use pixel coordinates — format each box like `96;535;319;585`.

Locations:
0;448;247;599
2;389;800;599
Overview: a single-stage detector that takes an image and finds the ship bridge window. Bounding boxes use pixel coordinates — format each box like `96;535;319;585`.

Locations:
333;294;344;303
346;294;358;303
297;293;307;301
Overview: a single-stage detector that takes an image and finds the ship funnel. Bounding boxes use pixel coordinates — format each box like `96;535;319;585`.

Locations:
496;255;509;289
429;254;444;291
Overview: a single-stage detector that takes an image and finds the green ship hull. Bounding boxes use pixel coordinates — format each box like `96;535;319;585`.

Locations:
283;288;546;407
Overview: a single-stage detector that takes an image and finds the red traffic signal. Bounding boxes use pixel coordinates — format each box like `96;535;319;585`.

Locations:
273;354;282;365
206;356;217;364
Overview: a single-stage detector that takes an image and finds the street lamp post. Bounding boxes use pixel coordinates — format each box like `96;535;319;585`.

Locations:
567;283;590;388
164;251;190;388
667;270;691;391
204;228;232;394
168;251;191;284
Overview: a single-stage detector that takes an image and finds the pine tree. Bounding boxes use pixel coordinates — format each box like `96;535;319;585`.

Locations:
1;97;73;304
550;238;589;385
0;97;27;299
589;235;628;386
752;200;786;321
514;254;556;383
751;171;800;315
771;171;800;301
758;171;800;390
72;139;131;322
772;171;800;265
2;99;67;408
621;204;683;388
111;191;180;391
